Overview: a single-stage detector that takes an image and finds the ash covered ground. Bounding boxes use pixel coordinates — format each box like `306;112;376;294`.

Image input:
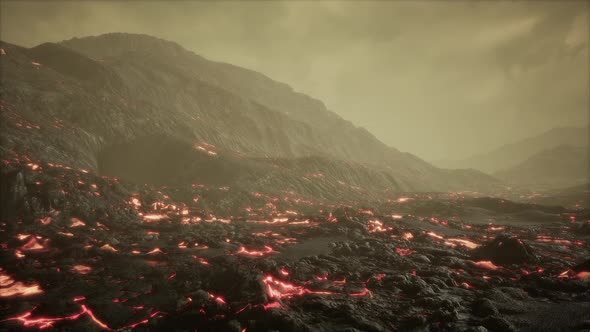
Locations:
1;154;589;332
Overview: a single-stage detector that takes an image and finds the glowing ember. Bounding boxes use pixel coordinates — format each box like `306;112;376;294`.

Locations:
16;234;30;240
130;197;142;207
146;248;164;255
143;214;168;222
27;163;41;170
237;246;277;257
444;238;479;249
577;271;590;280
20;237;48;251
100;244;118;252
263;275;334;299
194;256;210;265
327;213;338;223
70;218;86;227
0;304;110;330
461;282;473;289
536;236;573;245
71;265;92;275
38;217;53;225
395;248;414;256
0;270;43;298
367;219;391;233
289;220;310;225
472;260;500;270
426;231;444;240
208;292;227;304
402;232;414;240
263;301;284;310
349;288;373;297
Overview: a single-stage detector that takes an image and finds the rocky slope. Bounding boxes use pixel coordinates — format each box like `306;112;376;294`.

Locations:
436;126;588;174
494;145;589;190
1;33;499;200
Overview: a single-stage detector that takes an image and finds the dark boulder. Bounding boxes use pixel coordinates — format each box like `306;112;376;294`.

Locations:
471;235;538;265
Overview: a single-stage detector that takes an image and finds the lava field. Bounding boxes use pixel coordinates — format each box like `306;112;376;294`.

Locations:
1;154;589;332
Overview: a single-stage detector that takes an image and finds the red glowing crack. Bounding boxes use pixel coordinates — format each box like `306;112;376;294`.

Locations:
237;246;277;257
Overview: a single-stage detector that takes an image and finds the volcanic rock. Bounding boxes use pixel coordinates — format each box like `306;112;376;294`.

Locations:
482;316;516;332
472;298;500;317
572;258;590;272
471;235;538;265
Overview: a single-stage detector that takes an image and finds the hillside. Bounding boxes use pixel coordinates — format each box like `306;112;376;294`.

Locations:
1;33;499;201
494;145;589;190
436;126;588;173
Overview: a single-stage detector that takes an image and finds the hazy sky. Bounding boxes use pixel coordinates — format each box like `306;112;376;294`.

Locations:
1;1;588;161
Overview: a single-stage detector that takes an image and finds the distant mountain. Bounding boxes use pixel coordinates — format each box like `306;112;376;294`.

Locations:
436;126;589;174
494;145;589;190
0;33;500;201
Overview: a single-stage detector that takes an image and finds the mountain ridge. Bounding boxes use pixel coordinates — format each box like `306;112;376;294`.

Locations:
494;144;589;190
435;125;589;173
1;34;501;199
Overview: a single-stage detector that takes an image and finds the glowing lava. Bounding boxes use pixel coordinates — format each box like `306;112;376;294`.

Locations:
143;214;168;222
395;248;414;256
263;275;335;299
0;304;110;330
472;260;500;270
237;246;277;257
70;218;86;227
20;236;49;251
71;265;92;275
99;244;118;252
425;231;444;240
0;271;43;298
367;220;391;233
444;238;479;249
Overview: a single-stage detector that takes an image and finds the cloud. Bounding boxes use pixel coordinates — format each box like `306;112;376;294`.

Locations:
1;0;587;161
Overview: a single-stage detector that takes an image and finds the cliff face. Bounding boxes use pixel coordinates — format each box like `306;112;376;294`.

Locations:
0;34;500;200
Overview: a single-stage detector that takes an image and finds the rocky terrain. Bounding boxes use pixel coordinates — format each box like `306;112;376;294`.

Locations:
1;34;589;331
0;155;589;331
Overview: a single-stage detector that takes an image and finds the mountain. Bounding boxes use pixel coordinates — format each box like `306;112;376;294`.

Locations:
0;33;500;202
436;126;589;174
494;145;589;190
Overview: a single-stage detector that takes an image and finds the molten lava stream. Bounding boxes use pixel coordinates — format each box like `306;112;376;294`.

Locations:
0;304;109;330
0;270;43;297
237;245;277;257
